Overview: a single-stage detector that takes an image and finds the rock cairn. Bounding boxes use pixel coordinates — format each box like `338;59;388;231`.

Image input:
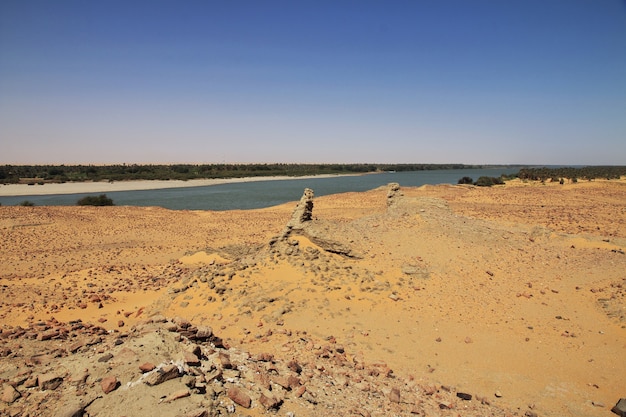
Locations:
386;182;403;207
281;188;314;238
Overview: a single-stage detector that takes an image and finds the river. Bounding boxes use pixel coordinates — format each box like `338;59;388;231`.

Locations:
0;168;520;210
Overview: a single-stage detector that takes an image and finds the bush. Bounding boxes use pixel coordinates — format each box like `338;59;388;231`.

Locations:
77;194;114;206
457;176;474;185
19;200;35;206
474;176;505;187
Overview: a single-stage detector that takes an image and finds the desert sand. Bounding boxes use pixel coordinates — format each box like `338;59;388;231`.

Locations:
1;179;624;417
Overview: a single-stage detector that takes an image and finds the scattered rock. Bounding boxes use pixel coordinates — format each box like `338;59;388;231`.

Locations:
612;398;626;417
457;392;472;401
56;401;86;417
1;383;21;404
144;364;181;386
100;376;119;394
259;393;281;410
39;373;63;391
389;387;401;403
228;386;251;408
165;389;190;403
139;362;156;373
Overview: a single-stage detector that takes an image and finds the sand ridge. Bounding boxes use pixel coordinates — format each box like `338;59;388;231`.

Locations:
1;180;625;416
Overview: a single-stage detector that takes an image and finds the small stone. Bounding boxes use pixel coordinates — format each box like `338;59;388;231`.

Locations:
165;389;190;402
495;390;503;398
524;411;538;417
182;409;208;417
98;353;114;362
100;376;119;394
183;350;200;366
228;387;251;408
389;387;401;403
195;326;213;339
37;328;60;341
144;364;181;386
1;383;21;404
139;362;156;373
259;393;281;410
612;398;626;417
255;352;274;362
173;317;191;328
117;320;125;327
39;373;63;390
293;385;306;397
457;392;472;401
23;376;38;388
218;352;232;369
56;401;85;417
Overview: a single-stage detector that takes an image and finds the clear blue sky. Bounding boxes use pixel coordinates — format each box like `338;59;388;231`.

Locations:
1;1;625;165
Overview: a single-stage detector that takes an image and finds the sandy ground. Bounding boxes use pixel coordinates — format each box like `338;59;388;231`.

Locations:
0;174;355;196
1;179;625;416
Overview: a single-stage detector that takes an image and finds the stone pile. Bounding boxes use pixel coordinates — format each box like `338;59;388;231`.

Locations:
1;316;514;417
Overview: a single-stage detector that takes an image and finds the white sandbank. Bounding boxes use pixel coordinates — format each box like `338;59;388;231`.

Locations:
0;174;359;197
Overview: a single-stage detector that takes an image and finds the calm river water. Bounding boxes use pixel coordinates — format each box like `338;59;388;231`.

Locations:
0;168;520;210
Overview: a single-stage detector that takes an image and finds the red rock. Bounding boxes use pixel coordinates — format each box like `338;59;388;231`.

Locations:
39;373;63;390
228;387;251;408
139;362;156;373
37;328;60;341
117;320;125;327
144;364;180;386
259;393;281;409
182;351;200;366
23;376;38;388
173;317;191;328
195;326;213;339
287;360;302;373
294;385;306;397
389;387;401;403
255;352;274;362
218;352;232;369
100;376;119;394
1;383;21;404
165;389;190;402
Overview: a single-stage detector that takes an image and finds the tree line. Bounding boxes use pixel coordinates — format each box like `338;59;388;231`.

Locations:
0;163;498;184
516;166;626;182
1;164;623;185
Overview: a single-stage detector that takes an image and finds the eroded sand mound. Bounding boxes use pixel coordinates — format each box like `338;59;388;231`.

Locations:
1;180;625;417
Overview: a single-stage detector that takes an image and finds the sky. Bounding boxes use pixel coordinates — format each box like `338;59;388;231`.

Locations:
1;1;625;165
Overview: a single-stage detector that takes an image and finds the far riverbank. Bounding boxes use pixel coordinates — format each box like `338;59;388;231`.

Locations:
0;174;359;197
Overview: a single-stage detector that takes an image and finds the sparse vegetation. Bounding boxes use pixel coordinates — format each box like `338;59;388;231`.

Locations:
517;166;626;182
474;176;505;187
457;176;474;185
77;194;114;206
19;200;35;206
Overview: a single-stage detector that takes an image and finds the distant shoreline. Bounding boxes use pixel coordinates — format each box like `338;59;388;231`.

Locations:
0;174;363;197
